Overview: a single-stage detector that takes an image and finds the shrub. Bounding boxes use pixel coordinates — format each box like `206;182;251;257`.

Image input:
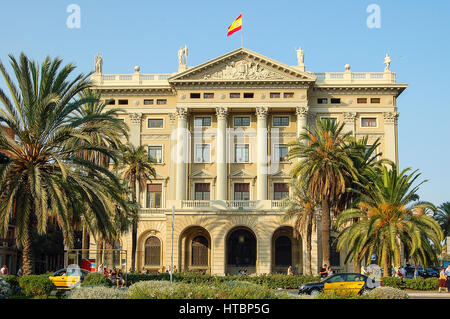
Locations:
127;280;277;299
18;275;55;299
126;272;319;289
381;277;405;289
2;275;19;295
316;290;370;299
69;286;127;299
81;273;112;287
0;278;12;299
367;287;409;299
404;277;438;290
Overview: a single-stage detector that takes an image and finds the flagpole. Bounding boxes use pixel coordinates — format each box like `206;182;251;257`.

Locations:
241;13;244;48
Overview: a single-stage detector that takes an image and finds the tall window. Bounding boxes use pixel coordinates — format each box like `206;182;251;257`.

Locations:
195;144;211;163
330;236;340;267
144;236;161;266
148;118;164;128
195;183;210;200
274;144;288;162
361;117;377;127
235;144;249;163
234;117;251;127
191;236;208;266
274;183;289;200
273;116;289;127
148;146;163;164
234;183;250;200
194;117;211;127
147;184;162;208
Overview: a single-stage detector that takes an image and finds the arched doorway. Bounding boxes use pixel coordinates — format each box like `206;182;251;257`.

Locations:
144;236;162;268
271;226;302;274
226;227;257;275
179;226;211;274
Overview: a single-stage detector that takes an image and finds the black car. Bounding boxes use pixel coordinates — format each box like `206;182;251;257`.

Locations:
298;273;380;296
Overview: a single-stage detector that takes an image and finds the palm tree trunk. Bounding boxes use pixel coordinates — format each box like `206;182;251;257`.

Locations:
81;224;89;259
321;198;331;266
131;175;137;272
383;241;391;277
305;213;313;275
353;259;361;273
22;213;34;275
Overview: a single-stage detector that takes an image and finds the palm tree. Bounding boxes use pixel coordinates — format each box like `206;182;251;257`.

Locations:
335;136;384;272
336;164;443;277
116;143;156;272
281;182;317;275
288;119;357;266
68;88;129;259
434;202;450;239
0;53;131;275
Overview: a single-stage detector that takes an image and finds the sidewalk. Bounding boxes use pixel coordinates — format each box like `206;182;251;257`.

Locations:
407;290;450;299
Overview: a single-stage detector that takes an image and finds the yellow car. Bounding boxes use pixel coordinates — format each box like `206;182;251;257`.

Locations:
48;268;90;289
298;273;381;296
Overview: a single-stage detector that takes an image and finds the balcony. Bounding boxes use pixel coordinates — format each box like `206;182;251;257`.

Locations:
160;200;288;212
313;71;396;84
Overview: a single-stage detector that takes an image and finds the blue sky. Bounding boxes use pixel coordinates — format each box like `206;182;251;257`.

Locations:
1;0;449;205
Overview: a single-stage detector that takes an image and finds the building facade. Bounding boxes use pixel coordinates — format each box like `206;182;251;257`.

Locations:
90;47;407;275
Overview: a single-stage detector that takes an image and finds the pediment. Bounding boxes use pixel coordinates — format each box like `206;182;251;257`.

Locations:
229;169;255;179
190;169;216;179
271;170;291;179
169;48;316;83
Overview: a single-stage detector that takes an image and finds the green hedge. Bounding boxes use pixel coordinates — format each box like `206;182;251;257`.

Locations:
381;277;439;291
81;273;112;287
127;280;277;299
126;273;319;289
18;275;55;299
2;275;20;295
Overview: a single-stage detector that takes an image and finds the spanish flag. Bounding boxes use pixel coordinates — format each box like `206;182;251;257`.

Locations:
227;14;242;37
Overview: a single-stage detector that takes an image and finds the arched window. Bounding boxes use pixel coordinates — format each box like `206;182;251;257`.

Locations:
275;236;292;266
145;236;161;266
191;236;208;266
330;236;340;267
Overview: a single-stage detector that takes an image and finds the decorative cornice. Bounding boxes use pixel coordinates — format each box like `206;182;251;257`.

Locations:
256;106;269;120
383;111;399;124
215;107;229;120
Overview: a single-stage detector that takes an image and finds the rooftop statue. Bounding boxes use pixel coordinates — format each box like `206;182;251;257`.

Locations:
94;53;103;74
178;45;188;66
296;47;304;66
384;53;391;72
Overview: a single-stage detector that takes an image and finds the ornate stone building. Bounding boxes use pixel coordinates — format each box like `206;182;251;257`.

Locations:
90;47;406;275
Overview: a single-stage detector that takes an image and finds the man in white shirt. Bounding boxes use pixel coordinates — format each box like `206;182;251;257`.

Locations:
97;263;104;274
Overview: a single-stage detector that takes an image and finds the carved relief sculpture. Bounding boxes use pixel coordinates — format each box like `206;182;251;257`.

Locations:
203;59;284;80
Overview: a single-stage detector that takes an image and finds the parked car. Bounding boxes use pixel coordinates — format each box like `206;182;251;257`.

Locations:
298;273;380;296
48;268;90;289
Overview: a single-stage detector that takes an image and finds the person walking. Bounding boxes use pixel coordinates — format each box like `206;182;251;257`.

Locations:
438;267;448;293
445;265;450;292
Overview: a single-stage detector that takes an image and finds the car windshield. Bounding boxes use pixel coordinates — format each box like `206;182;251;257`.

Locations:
326;275;345;283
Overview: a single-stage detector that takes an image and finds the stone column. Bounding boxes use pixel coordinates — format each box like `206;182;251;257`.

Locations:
175;107;189;201
256;107;269;200
383;111;399;165
216;107;228;200
168;113;176;200
129;113;142;146
343;112;357;136
296;105;309;138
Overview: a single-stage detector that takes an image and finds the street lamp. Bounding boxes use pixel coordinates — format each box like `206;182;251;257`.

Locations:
0;152;9;164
